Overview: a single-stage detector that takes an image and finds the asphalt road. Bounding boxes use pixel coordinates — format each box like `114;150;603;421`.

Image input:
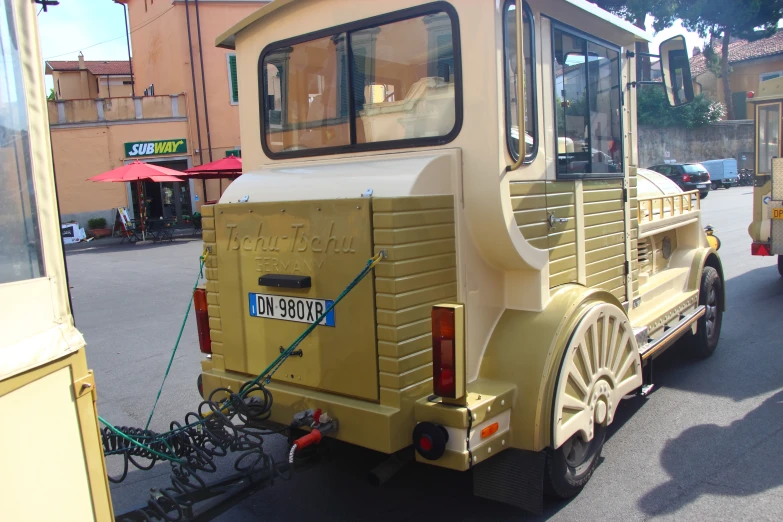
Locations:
67;185;783;521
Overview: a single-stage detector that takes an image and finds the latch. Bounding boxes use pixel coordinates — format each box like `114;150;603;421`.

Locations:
73;371;96;401
547;212;569;229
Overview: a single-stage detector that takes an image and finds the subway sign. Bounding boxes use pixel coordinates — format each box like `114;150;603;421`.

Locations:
125;139;187;157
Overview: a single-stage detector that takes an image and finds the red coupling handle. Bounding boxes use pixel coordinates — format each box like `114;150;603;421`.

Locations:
293;429;322;451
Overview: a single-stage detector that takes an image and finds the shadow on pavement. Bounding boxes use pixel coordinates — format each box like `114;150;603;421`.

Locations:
65;236;202;256
637;389;783;516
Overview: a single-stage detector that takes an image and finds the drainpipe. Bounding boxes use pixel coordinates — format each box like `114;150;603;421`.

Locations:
194;0;214;163
115;1;135;97
185;0;207;200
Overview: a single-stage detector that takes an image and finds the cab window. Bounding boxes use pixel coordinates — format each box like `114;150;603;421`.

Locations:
553;26;623;178
261;4;461;157
504;1;536;161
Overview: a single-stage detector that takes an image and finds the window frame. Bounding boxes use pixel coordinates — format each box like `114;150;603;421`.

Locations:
549;19;625;180
257;1;463;160
502;0;538;163
760;70;783;83
227;53;239;105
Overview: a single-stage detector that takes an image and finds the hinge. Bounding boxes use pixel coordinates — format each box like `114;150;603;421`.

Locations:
626;81;637;90
73;371;96;401
623;187;628;203
620;88;625;107
624;260;630;276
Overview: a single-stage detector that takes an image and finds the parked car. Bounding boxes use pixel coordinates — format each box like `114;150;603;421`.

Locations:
700;158;739;190
647;163;711;198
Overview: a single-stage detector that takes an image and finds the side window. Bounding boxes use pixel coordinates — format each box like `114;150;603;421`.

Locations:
227;53;239;104
1;4;44;283
504;1;536;160
553;27;623;177
657;166;671;175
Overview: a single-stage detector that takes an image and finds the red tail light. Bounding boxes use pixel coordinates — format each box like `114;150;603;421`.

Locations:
751;242;772;256
193;287;212;354
432;307;456;398
682;174;691;182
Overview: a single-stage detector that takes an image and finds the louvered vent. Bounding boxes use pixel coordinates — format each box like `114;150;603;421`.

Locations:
637;238;651;273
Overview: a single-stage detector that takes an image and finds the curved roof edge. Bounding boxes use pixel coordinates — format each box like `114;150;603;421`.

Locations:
216;0;652;49
216;0;297;49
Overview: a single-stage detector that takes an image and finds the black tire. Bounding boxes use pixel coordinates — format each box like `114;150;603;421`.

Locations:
545;425;606;499
711;181;719;191
778;255;783;277
687;266;723;358
700;191;709;199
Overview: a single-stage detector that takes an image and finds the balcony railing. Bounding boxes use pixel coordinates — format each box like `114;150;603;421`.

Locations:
48;94;186;126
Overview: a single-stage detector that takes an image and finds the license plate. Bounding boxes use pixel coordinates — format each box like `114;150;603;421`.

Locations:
773;208;783;220
248;293;335;327
697;184;707;189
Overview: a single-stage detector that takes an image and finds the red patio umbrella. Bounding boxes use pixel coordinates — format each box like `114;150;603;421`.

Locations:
182;155;242;178
88;160;184;241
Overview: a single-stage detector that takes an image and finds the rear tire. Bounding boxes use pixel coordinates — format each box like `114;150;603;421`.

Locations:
711;181;719;190
545;425;606;499
778;255;783;277
700;191;709;199
687;266;723;358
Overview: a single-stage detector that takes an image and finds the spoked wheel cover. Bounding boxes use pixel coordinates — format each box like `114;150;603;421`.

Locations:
553;302;643;449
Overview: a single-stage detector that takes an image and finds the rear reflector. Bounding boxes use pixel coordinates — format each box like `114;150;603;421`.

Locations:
481;422;499;439
193;287;212;354
431;304;464;400
751;242;772;256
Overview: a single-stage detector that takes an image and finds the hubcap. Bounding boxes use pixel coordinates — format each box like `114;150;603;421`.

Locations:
705;287;718;338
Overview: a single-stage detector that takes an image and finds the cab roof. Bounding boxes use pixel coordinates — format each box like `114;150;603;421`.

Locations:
215;0;652;49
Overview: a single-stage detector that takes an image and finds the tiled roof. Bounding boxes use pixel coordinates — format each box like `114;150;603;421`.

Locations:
690;31;783;77
45;60;131;76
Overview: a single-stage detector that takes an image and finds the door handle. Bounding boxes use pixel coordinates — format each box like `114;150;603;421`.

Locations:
548;212;569;228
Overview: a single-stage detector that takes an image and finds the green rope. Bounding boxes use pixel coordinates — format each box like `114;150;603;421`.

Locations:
105;251;382;451
144;254;207;431
99;415;185;463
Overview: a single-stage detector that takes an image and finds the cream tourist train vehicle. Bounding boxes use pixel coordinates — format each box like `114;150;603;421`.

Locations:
747;77;783;276
0;0;114;520
195;0;726;511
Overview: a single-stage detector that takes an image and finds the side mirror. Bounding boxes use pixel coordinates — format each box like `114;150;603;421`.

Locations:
659;35;694;107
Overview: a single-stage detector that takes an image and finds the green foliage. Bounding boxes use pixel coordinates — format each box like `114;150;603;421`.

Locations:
637;86;725;128
592;0;678;30
47;88;55;101
87;217;107;230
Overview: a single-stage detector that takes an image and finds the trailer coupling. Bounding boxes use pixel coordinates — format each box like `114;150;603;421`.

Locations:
288;408;339;464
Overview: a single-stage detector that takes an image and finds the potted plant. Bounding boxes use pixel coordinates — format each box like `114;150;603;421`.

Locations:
192;212;202;231
87;217;111;238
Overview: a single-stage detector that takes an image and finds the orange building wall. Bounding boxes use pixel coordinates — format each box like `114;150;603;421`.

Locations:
126;1;265;170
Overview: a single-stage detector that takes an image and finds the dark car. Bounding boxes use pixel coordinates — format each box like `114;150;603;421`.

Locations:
647;163;711;199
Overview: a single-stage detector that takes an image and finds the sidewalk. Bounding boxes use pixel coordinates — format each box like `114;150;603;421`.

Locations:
64;228;201;252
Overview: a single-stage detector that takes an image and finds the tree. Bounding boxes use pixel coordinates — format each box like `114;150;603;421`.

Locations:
675;0;783;119
593;1;679;80
636;85;725;128
47;88;55;101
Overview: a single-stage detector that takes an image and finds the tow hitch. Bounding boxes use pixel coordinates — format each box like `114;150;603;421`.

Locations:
288;409;339;463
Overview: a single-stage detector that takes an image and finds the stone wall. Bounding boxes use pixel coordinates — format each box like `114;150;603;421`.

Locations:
638;121;755;170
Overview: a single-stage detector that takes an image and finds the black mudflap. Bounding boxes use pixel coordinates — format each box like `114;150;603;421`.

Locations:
472;448;546;514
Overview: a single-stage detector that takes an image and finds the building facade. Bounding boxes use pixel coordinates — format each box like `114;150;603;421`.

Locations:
48;0;268;231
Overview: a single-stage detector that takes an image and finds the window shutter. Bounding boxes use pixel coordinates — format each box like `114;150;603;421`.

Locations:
229;54;238;103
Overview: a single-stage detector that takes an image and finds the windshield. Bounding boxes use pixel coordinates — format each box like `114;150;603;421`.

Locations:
261;7;459;157
682;164;706;173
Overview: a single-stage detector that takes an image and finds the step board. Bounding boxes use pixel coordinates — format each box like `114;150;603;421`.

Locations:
638;305;705;360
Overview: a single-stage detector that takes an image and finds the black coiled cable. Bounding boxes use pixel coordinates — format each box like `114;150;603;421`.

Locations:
104;381;291;521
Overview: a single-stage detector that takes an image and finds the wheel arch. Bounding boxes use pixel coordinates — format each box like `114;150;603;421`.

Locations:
477;285;625;452
689;248;726;311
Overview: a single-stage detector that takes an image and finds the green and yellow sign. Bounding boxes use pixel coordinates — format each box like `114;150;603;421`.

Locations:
125;139;187;157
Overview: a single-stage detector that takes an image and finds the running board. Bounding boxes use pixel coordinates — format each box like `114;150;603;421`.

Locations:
638;305;706;361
